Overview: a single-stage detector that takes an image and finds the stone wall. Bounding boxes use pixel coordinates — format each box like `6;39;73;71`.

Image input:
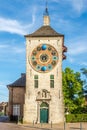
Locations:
23;37;64;123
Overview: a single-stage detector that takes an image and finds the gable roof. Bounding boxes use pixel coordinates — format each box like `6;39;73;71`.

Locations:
7;73;26;87
25;25;64;37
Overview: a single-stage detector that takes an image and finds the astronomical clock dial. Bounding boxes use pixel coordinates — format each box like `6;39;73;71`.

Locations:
30;44;58;73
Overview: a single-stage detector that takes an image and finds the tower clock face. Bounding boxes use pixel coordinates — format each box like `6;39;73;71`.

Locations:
30;44;58;73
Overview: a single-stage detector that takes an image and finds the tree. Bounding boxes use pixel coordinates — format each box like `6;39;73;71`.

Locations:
63;67;84;114
81;68;87;89
81;68;87;105
81;68;87;78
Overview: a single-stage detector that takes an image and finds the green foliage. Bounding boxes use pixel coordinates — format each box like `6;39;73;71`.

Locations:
72;106;87;114
66;114;87;122
81;68;87;78
81;68;87;90
0;112;4;116
63;67;84;113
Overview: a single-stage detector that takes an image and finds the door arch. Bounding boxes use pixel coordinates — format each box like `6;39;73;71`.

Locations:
40;102;49;123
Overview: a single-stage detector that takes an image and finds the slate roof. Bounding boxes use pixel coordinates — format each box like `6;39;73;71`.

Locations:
25;25;64;37
7;73;26;87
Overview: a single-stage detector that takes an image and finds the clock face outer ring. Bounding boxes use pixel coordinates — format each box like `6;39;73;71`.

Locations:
29;44;59;73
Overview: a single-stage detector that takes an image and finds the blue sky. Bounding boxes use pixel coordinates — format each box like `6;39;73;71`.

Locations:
0;0;87;102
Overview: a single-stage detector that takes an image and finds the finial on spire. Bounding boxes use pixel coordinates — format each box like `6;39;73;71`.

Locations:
43;0;50;26
43;0;49;16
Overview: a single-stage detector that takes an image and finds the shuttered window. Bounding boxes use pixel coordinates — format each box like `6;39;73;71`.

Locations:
34;75;38;88
50;75;54;88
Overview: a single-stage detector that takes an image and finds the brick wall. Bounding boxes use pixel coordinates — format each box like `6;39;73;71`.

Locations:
8;86;25;117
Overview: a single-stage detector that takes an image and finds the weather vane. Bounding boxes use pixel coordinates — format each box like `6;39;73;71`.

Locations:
44;0;49;15
46;0;47;8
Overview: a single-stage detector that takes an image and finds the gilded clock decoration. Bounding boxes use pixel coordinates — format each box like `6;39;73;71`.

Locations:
29;44;58;73
40;54;49;62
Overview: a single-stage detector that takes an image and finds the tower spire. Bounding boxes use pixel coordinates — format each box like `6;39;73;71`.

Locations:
43;0;50;26
45;0;49;15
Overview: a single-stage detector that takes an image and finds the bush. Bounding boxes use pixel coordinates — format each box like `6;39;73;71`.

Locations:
71;106;87;114
0;112;4;116
66;114;87;122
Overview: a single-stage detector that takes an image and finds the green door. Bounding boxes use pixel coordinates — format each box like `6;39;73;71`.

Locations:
40;108;48;123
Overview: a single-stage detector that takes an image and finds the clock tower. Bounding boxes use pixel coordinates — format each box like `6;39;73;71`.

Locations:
23;6;67;124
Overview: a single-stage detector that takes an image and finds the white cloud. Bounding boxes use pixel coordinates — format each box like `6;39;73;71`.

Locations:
0;43;25;54
0;81;9;102
67;36;87;56
0;44;9;49
51;0;87;16
66;35;87;66
51;0;60;2
13;46;25;54
71;0;84;12
68;0;87;15
0;17;25;35
0;42;25;64
0;13;36;35
80;62;87;66
68;44;87;55
68;57;75;63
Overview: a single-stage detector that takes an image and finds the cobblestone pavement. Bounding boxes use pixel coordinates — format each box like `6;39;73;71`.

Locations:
0;122;87;130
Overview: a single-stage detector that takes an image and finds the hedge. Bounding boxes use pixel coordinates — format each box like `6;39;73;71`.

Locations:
65;114;87;122
0;112;4;116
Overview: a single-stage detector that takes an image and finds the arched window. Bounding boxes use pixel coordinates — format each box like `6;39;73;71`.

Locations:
40;102;49;108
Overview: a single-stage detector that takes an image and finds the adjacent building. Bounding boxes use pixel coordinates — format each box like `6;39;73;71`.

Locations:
0;102;8;115
7;73;25;120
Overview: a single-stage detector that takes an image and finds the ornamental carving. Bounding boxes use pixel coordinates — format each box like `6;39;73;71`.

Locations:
36;89;51;101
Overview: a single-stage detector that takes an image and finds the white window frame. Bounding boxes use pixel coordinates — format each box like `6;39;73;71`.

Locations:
13;104;20;116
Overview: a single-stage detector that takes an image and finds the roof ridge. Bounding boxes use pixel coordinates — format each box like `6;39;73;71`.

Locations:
25;25;64;37
7;74;26;87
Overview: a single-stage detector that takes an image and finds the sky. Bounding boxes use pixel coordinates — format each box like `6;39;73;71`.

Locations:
0;0;87;102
